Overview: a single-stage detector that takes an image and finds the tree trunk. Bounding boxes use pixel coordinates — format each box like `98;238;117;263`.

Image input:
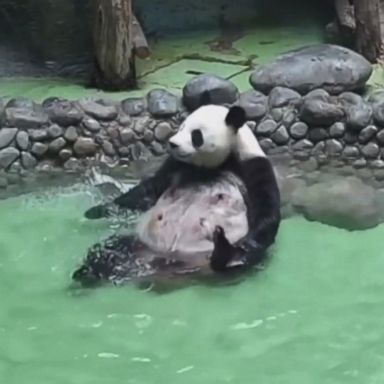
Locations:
354;0;382;63
92;0;136;90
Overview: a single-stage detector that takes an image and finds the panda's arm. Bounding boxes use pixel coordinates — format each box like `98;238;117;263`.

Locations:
210;157;281;272
84;157;179;219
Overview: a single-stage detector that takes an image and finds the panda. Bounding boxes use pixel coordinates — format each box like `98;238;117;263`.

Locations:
72;100;281;290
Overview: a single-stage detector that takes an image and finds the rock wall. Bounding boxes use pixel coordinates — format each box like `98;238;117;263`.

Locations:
1;44;384;192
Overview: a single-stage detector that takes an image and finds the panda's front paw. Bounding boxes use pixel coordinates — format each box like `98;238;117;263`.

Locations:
210;226;235;272
84;204;108;220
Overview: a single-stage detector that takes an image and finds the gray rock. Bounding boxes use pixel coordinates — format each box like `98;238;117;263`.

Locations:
73;138;98;157
256;119;277;136
0;147;19;169
133;117;150;134
0;176;8;189
329;122;345;138
289;122;308;139
373;100;384;126
45;100;83;127
309;128;329;142
292;139;314;151
361;142;380;159
325;139;343;155
0;128;17;149
270;108;284;122
291;177;379;230
373;169;384;181
271;125;289;144
31;142;48;157
48;137;66;153
147;89;179;117
281;109;297;128
64;157;81;171
83;117;101;132
5;108;48;129
352;158;367;168
183;74;238;110
304;89;330;101
345;103;372;131
154;122;174;142
298;157;318;172
21;152;37;170
312;141;326;155
236;90;267;120
117;114;132;127
338;91;363;106
29;129;48;141
250;44;372;94
6;97;34;109
370;159;384;169
376;129;384;144
102;140;115;156
47;124;63;139
143;129;154;143
268;86;301;108
59;149;73;162
120;128;136;145
64;126;78;142
151;142;165;156
129;142;152;162
344;131;358;144
121;98;146;116
16;131;29;150
300;98;344;126
78;100;118;121
343;145;360;159
259;138;275;152
358;125;377;144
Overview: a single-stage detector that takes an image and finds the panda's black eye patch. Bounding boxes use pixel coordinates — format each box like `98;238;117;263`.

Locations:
191;129;204;148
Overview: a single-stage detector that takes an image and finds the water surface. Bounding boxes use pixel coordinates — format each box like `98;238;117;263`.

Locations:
1;186;384;383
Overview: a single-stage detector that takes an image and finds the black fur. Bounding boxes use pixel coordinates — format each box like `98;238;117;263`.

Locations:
225;106;246;131
77;154;281;287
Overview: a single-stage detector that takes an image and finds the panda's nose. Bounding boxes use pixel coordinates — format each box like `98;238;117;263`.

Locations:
169;141;179;150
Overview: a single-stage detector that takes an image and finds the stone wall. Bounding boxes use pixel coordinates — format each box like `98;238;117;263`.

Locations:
1;44;384;192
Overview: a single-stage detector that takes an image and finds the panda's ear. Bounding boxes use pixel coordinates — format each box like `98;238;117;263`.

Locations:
199;91;211;106
225;106;246;131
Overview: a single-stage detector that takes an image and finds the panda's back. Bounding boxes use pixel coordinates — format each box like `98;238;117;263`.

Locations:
136;171;248;256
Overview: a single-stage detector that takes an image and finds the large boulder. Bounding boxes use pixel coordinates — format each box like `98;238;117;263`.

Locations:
291;177;380;230
250;44;372;95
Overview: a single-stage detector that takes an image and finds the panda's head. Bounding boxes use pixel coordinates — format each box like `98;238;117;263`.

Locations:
168;104;247;168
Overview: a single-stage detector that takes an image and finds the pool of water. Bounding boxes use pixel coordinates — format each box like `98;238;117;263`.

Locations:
1;186;384;384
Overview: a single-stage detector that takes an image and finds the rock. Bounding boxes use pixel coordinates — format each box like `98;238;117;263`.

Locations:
129;142;152;162
372;100;384;126
147;89;179;117
338;91;364;107
271;126;289;144
304;89;330;101
48;137;66;153
281;109;297;128
359;125;377;144
78;99;117;121
300;98;344;126
298;157;318;172
361;142;380;159
45;100;83;127
64;126;78;142
343;146;360;159
133;117;150;134
370;159;384;169
0;128;17;149
268;86;301;108
312;141;326;155
344;131;358;144
329;122;345;138
143;129;154;143
259;138;275;152
21;152;37;170
73;138;98;157
270;108;284;122
376;129;384;144
292;139;314;151
373;169;384;181
83;117;101;132
47;124;63;139
31;142;48;157
29;129;48;141
236;90;267;120
325;139;343;155
16;131;29;150
250;44;372;94
102;140;115;156
256;119;277;136
291;177;379;230
120;128;136;145
309;128;329;142
6;97;34;109
154;122;174;142
121;98;146;116
0;147;19;169
59;149;73;162
5;108;48;129
183;74;239;110
289;122;308;139
0;176;8;188
64;157;81;171
352;158;367;168
345;103;372;131
151;142;165;156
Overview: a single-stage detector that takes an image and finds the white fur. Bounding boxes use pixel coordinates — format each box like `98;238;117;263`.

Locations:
168;105;237;168
235;124;266;160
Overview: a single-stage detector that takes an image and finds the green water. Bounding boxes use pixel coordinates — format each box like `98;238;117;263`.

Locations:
1;186;384;383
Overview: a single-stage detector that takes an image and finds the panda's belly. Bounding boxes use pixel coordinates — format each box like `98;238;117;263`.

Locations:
136;177;248;255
